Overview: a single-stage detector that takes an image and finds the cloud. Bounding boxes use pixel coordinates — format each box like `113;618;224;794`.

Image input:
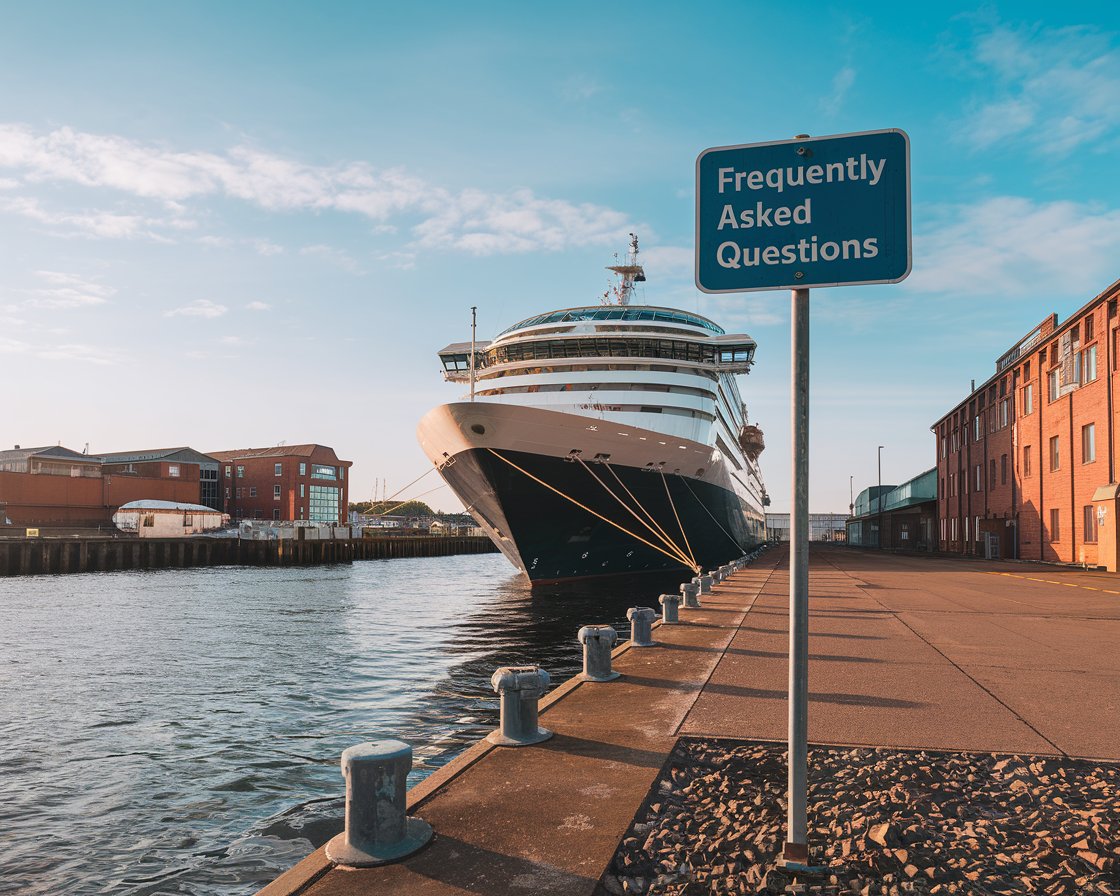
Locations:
819;65;856;116
0;334;118;365
6;270;115;310
0;123;635;255
0;193;189;241
640;245;694;279
299;244;363;273
164;299;228;318
245;301;271;311
412;187;632;255
253;239;283;256
952;20;1120;155
907;195;1120;298
558;75;603;102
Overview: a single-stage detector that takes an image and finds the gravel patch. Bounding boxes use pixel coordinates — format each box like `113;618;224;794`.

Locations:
600;739;1118;896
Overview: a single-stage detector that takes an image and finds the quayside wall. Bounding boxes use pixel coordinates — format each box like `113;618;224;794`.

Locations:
0;535;498;577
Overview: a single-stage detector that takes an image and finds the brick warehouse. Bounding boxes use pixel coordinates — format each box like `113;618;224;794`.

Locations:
207;445;352;524
933;277;1120;567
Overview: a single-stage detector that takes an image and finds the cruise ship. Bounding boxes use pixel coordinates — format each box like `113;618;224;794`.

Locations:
417;235;768;583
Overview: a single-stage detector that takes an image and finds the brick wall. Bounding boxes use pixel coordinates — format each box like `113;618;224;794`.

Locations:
934;284;1119;563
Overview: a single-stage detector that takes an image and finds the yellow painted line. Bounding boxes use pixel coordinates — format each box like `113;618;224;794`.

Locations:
1026;577;1048;582
1105;590;1120;595
1083;587;1100;591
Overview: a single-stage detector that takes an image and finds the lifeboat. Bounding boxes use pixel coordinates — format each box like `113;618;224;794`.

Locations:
738;424;765;461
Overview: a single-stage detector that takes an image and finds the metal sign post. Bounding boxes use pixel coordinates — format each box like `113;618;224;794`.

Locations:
695;129;911;869
785;285;810;864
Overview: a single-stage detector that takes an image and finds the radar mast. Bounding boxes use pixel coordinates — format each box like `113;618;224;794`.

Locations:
605;232;646;305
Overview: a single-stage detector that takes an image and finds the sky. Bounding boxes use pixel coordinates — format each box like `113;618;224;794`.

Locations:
2;1;1119;514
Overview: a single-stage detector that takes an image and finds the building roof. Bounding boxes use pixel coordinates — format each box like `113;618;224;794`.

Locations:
0;445;98;464
116;500;222;513
98;447;220;465
931;275;1120;430
207;444;351;464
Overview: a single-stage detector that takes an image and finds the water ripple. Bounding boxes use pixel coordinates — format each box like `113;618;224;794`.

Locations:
0;554;689;895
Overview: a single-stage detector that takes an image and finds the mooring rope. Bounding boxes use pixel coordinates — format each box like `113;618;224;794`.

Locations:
370;467;439;516
601;461;690;563
574;457;695;569
659;468;698;569
485;448;698;572
678;474;747;554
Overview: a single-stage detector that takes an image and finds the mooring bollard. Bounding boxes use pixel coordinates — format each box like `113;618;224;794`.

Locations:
659;592;680;624
487;666;552;746
699;574;714;595
680;581;700;608
627;606;657;647
325;740;432;867
578;624;620;681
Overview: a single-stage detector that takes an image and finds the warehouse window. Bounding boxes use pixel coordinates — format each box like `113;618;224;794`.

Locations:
1083;423;1096;463
275;463;282;476
1022;383;1033;415
273;509;280;520
975;464;982;491
1081;344;1097;384
273;485;281;499
1049;509;1060;542
168;465;180;477
309;485;340;522
249;487;257;497
237;465;244;478
1084;506;1098;543
1050;435;1060;471
1001;454;1008;485
989;459;996;490
1023;445;1031;476
1047;369;1060;402
973;416;981;441
225;465;232;478
1085;313;1094;340
299;462;307;476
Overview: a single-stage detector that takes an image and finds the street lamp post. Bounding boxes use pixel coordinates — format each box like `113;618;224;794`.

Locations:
877;445;884;549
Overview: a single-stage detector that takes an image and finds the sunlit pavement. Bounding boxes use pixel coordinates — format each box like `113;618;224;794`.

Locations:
259;544;1120;895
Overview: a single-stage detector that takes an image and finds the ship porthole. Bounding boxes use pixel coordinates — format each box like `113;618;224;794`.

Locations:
470;424;486;435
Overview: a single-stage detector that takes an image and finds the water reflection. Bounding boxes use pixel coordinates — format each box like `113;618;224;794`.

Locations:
0;555;690;896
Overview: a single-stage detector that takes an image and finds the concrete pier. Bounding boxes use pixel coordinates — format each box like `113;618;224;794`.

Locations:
0;534;497;577
256;544;1120;896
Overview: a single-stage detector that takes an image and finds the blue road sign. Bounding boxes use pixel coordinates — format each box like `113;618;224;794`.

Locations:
695;129;910;293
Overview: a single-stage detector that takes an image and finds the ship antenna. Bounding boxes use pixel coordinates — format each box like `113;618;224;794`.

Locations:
470;305;477;402
606;232;646;306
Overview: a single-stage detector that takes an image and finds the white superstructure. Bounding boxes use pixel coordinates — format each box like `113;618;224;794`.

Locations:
419;235;768;582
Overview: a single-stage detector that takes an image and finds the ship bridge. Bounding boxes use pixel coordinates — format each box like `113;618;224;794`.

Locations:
438;332;755;382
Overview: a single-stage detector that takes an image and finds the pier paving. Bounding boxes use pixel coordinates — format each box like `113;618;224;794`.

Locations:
259;545;1120;896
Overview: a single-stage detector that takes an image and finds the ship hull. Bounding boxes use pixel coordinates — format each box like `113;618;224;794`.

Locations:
418;402;764;583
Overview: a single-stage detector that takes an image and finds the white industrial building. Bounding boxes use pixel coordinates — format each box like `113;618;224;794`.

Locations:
112;500;227;537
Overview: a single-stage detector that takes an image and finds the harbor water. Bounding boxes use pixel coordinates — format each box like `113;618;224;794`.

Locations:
0;554;689;896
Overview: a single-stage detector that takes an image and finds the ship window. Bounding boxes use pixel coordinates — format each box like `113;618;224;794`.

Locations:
497;306;725;337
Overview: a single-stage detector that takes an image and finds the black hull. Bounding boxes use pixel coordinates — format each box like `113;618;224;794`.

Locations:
440;448;764;583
